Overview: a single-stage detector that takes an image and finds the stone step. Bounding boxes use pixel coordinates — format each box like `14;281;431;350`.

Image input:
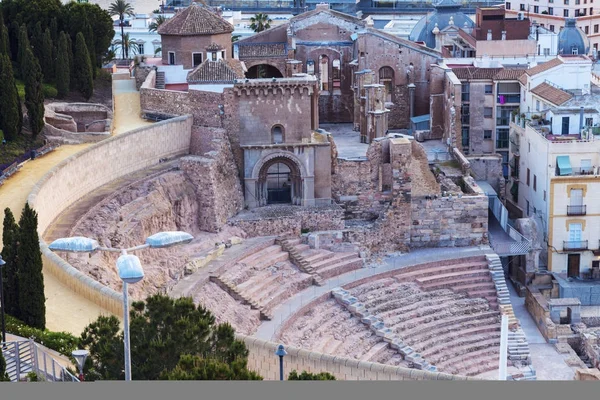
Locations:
318;258;363;280
304;250;336;264
234;252;292;288
421;330;501;359
361;342;391;362
237;245;287;269
419;276;493;291
388;302;493;329
293;244;310;253
394;261;490;282
436;346;500;371
312;252;360;271
416;269;491;285
261;275;314;313
427;337;501;366
399;310;500;338
408;316;501;348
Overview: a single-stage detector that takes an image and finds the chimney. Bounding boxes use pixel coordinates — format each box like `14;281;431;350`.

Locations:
501;31;506;40
487;29;492;41
315;3;330;11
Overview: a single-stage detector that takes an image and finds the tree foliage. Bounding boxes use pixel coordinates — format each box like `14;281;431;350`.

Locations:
16;203;45;330
249;13;272;33
108;0;135;59
22;46;45;136
80;295;261;381
0;350;11;381
0;54;22;141
161;355;262;380
148;15;166;33
41;28;54;82
0;18;9;56
17;24;29;78
74;32;93;100
288;370;337;380
1;208;20;317
56;31;70;98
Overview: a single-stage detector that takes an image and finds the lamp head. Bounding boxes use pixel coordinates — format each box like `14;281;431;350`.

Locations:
0;255;5;267
117;254;144;284
48;237;100;253
145;231;193;248
71;349;89;369
275;344;287;357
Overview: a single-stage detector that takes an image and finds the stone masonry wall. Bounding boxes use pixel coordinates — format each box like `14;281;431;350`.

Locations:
468;155;504;195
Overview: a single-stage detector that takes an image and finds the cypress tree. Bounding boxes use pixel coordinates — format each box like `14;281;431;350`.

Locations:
0;55;22;142
16;203;45;330
42;28;54;82
0;20;9;56
66;34;74;90
56;32;70;99
74;32;93;100
22;47;45;137
9;21;19;61
49;18;58;45
31;21;43;63
0;350;10;381
17;24;29;79
1;208;20;318
82;16;97;79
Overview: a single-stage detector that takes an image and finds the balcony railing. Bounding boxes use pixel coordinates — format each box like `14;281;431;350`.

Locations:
563;240;588;251
496;117;511;126
567;205;587;215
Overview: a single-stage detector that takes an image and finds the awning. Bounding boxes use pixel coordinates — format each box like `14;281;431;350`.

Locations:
556;155;572;176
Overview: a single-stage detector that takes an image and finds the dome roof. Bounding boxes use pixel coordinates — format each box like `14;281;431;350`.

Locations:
409;0;474;49
557;18;590;55
158;3;234;36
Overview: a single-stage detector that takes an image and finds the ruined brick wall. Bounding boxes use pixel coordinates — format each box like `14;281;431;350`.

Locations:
410;195;488;248
429;65;446;140
525;286;557;342
181;131;244;233
468;156;504;195
140;87;225;127
135;66;153;90
356;33;441;129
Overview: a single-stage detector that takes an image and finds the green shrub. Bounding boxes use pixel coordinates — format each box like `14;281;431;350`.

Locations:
5;314;80;356
42;85;58;99
288;370;336;380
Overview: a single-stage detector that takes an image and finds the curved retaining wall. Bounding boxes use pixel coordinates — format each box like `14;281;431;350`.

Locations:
26;110;472;381
27;115;193;316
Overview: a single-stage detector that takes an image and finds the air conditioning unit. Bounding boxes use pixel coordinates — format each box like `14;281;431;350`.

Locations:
517;12;525;20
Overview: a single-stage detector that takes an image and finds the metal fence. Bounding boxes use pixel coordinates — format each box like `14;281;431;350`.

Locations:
1;339;80;382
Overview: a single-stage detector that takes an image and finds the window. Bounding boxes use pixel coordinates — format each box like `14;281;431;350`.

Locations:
585;26;590;34
271;125;284;144
544;47;551;56
319;55;329;92
527;168;531;186
591;7;594;14
192;53;203;67
496;128;509;149
506;1;511;9
461;83;470;102
572;47;579;55
550;24;555;32
586;117;593;126
564;9;569;16
307;60;315;75
526;200;530;216
581;159;592;173
461;127;470;150
168;51;175;65
533;175;537;191
211;52;217;61
484;107;493;118
595;25;599;33
138;43;144;55
461;104;470;125
520;3;526;10
534;5;539;12
544;190;547;201
536;100;540;111
576;0;580;4
484;130;492;139
221;51;225;59
548;7;554;14
485;84;493;94
564;0;569;4
575;9;580;16
379;67;394;102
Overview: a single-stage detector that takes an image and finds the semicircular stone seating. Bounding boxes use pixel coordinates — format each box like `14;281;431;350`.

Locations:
278;297;410;367
346;256;502;376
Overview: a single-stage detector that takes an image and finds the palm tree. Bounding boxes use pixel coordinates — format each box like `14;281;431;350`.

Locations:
249;13;272;33
148;15;167;33
112;33;140;59
109;0;135;59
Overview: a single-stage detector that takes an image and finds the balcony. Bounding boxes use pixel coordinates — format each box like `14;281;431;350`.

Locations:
567;205;587;216
563;240;588;251
497;94;520;104
496;117;511;126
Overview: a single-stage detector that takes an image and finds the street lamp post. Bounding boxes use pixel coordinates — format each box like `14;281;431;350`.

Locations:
49;231;193;381
0;255;6;346
275;344;287;381
72;349;89;381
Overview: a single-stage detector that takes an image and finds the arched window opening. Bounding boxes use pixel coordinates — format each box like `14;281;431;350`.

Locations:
332;59;341;90
266;162;292;204
272;125;284;144
319;55;329;92
307;60;315;75
379;66;394;103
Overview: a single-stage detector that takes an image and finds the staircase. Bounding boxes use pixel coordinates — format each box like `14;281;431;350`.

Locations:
209;275;272;320
276;237;324;286
155;71;165;89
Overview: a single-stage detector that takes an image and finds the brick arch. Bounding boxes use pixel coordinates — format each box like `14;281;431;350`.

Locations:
251;150;309;180
252;151;309;206
243;59;286;78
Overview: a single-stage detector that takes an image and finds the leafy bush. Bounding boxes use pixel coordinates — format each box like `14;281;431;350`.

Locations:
15;79;58;99
288;370;336;380
42;85;58;98
5;314;80;356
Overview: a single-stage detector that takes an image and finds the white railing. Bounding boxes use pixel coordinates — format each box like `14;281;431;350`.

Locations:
1;339;79;382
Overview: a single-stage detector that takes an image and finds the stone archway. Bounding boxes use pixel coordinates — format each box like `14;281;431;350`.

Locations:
246;64;284;79
256;156;303;206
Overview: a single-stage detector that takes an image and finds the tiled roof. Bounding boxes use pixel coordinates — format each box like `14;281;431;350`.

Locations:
158;3;233;36
452;67;502;80
187;59;244;83
493;69;527;80
530;82;573;106
518;58;564;84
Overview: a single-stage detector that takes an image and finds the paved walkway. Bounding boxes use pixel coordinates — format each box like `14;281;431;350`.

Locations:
255;245;492;340
0;78;152;336
507;279;575;380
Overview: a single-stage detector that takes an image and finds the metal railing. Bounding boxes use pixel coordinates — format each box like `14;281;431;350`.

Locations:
567;205;587;216
563;240;588;251
1;339;79;382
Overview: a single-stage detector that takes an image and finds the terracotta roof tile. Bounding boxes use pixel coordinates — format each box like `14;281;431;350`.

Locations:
519;58;564;86
158;4;233;36
187;59;243;83
493;69;527;80
452;67;502;80
530;82;573;106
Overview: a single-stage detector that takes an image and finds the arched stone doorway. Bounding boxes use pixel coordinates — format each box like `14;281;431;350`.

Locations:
256;157;303;206
246;64;284;79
